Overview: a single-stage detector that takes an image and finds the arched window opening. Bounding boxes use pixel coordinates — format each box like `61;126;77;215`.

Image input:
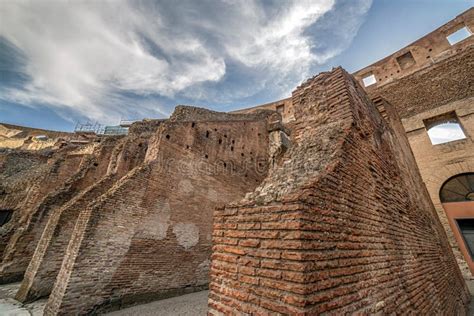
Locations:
0;210;13;226
424;112;466;145
440;173;474;203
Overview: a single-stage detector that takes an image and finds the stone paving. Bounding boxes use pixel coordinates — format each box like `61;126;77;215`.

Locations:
0;282;45;316
105;290;209;316
0;282;207;316
1;282;473;315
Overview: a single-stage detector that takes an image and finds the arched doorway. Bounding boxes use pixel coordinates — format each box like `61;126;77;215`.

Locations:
440;173;474;275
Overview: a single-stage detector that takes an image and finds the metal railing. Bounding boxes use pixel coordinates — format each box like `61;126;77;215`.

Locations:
74;117;142;135
74;122;105;134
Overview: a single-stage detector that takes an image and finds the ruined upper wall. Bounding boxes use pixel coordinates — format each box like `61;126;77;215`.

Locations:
366;45;473;119
0;123;72;139
354;8;474;90
232;98;294;124
171;105;277;122
209;67;469;315
12;121;160;303
0;119;159;285
0;123;75;150
39;106;280;315
0;145;88;280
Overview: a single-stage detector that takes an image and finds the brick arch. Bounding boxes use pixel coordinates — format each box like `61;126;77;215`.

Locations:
439;172;474;203
423;160;474;278
424;160;474;207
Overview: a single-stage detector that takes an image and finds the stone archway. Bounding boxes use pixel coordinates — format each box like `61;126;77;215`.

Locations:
440;173;474;275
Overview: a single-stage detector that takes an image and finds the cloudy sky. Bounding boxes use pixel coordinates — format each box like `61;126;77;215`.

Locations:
0;0;471;131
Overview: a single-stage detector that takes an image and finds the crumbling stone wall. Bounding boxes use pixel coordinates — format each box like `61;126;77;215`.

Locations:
353;8;473;90
1;10;471;313
0;123;73;150
0;145;88;283
0;149;51;261
15;121;161;303
368;46;473;120
232;97;295;124
209;68;469;315
363;37;474;278
0;120;161;285
0;149;50;212
42;108;277;315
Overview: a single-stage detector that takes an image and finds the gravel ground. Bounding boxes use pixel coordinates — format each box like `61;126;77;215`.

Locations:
466;280;474;316
0;282;46;316
0;282;207;316
2;282;473;315
105;291;209;316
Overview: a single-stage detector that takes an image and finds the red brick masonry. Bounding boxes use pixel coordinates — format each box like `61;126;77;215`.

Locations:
209;68;470;315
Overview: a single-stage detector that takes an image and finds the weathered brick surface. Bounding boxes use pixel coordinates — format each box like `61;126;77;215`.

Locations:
43;109;276;315
0;150;49;260
0;123;74;150
368;45;473;120
0;121;161;286
0;10;471;315
365;40;474;278
230;11;474;283
353;8;474;93
209;68;469;315
0;145;88;283
15;123;159;303
16;175;120;302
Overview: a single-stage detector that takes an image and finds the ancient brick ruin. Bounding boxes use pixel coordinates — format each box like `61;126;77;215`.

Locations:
0;7;473;316
355;13;474;278
209;67;469;315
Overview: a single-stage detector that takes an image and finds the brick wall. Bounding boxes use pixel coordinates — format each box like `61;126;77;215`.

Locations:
0;146;87;283
0;123;74;150
43;110;275;315
15;124;158;303
0;150;49;210
368;45;473;120
0;150;49;260
232;97;295;124
365;40;474;278
209;68;469;315
366;45;474;279
354;8;474;91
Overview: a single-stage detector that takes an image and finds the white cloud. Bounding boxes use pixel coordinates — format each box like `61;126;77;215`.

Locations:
0;0;371;123
222;1;333;68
